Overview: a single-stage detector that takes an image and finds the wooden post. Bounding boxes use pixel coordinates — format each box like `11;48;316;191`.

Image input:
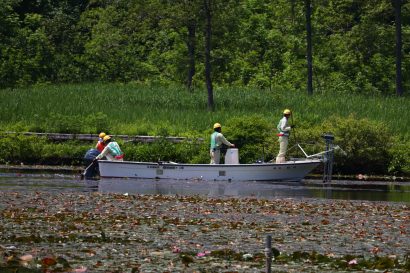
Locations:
265;235;272;273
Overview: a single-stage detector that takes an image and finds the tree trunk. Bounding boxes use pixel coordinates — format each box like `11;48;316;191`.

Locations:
187;20;196;92
204;0;214;111
290;0;296;23
394;0;403;96
305;0;313;95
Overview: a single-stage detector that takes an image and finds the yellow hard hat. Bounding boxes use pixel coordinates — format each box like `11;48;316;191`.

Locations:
99;132;106;138
213;123;221;129
283;109;291;115
103;135;111;142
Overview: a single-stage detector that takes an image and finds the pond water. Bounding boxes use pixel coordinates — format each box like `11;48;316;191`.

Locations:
0;172;409;202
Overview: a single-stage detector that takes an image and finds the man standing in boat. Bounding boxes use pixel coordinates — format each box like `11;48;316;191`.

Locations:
210;123;235;164
276;109;295;163
95;135;124;161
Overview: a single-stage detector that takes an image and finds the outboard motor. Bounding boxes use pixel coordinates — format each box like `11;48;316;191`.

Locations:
83;149;100;178
322;133;335;183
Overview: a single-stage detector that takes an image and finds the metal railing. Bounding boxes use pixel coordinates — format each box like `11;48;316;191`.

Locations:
2;131;204;143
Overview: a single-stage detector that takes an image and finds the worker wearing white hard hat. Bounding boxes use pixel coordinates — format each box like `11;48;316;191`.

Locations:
210;123;235;164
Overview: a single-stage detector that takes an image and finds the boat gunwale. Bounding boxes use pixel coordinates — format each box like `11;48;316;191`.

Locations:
97;159;322;168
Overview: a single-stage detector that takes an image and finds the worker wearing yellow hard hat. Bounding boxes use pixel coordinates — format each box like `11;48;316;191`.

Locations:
95;135;124;161
275;109;295;163
210;123;235;164
96;132;107;152
103;135;111;142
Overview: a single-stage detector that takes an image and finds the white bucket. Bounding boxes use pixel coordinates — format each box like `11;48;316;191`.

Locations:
225;148;239;164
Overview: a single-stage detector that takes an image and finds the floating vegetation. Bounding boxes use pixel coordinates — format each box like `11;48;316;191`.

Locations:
0;192;408;272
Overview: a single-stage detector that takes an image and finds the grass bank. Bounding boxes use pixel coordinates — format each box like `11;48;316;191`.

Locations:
1;82;408;138
0;83;409;175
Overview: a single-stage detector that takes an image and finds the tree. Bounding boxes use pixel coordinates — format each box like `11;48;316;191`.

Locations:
204;0;214;111
305;0;313;95
187;18;197;91
158;0;202;91
393;0;403;96
0;0;20;86
1;0;409;94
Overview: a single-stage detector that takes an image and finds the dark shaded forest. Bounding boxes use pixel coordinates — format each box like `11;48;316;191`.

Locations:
0;0;409;95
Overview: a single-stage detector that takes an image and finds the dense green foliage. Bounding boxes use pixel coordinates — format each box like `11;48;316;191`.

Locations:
0;83;409;175
1;83;409;137
0;0;409;94
0;134;86;165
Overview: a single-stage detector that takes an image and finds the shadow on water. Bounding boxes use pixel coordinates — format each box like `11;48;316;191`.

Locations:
0;172;409;202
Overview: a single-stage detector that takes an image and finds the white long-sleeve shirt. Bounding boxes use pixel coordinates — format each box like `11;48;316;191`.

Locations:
277;116;291;136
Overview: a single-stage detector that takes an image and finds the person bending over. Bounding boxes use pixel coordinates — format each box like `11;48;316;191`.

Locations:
95;135;124;161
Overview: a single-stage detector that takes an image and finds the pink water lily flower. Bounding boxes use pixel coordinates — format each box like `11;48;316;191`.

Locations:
73;266;87;272
348;259;358;265
172;246;181;253
19;254;33;262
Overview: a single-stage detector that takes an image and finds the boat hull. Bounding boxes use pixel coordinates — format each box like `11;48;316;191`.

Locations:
98;159;321;181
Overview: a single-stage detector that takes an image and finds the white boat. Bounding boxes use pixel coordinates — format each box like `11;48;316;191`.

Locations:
97;158;321;181
95;138;341;182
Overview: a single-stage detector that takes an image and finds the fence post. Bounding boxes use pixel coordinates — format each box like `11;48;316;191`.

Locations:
265;235;272;273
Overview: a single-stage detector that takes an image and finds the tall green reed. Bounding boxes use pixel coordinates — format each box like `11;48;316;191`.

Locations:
1;83;408;139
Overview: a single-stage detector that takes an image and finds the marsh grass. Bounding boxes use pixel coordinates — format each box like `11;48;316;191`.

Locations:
1;83;408;139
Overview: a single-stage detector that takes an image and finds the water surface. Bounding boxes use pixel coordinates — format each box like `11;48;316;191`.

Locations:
0;172;409;202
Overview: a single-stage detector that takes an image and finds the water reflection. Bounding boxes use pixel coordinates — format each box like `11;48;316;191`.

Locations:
309;183;410;203
98;179;313;199
98;178;410;202
0;173;97;192
0;172;409;202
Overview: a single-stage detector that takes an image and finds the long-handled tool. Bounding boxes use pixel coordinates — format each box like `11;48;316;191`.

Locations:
290;113;298;144
80;160;97;180
289;112;300;159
